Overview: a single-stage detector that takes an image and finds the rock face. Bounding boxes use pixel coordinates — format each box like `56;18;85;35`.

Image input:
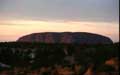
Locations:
17;32;113;44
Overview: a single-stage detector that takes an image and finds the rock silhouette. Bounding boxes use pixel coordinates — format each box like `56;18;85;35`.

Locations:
17;32;113;44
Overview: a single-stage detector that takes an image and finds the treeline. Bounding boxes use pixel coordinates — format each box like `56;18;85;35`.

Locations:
0;42;119;73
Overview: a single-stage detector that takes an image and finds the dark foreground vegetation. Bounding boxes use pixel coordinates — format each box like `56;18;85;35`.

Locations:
0;42;119;75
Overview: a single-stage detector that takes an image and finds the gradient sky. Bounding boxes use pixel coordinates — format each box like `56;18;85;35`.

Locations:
0;0;119;42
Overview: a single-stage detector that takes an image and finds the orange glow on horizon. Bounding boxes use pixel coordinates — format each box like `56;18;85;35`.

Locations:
0;20;119;42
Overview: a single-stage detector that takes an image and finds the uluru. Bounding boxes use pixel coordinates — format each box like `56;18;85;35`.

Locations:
17;32;113;44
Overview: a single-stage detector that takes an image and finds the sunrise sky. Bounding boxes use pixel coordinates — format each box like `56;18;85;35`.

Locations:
0;0;119;42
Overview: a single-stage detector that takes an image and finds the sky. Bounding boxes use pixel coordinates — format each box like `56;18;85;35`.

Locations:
0;0;119;42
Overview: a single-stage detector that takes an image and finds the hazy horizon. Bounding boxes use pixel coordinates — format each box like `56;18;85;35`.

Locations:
0;0;119;42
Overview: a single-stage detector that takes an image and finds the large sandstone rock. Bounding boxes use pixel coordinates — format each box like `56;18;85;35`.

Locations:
17;32;113;44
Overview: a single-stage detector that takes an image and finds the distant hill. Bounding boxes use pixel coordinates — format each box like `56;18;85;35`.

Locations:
17;32;113;44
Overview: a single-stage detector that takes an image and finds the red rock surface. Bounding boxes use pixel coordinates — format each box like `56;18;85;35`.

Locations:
17;32;113;44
